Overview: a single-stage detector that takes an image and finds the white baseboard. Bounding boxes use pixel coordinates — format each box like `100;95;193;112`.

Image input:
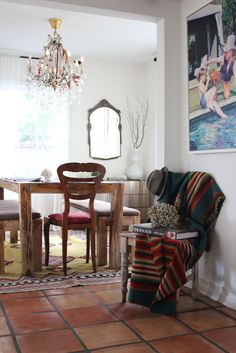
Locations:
199;277;236;309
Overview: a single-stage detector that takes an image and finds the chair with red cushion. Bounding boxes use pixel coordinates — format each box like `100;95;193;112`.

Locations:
44;162;106;275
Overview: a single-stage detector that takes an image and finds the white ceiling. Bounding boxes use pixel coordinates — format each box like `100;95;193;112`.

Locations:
0;0;157;63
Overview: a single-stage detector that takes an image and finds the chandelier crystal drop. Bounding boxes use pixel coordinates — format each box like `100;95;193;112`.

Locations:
26;18;85;102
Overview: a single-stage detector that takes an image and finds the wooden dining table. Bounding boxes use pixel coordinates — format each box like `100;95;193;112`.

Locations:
0;178;124;275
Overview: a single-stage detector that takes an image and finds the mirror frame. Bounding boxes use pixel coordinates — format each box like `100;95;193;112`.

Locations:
88;99;122;160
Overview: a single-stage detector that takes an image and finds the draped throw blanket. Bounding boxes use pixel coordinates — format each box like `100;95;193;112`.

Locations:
174;171;225;253
129;171;225;314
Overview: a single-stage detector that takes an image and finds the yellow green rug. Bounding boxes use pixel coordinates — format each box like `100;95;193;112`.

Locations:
0;231;121;294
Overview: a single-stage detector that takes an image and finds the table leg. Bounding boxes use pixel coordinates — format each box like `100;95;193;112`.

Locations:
32;218;42;272
192;261;199;299
120;236;129;302
0;228;4;274
19;183;34;275
109;183;124;270
10;231;18;243
0;187;6;269
97;217;108;266
0;187;4;200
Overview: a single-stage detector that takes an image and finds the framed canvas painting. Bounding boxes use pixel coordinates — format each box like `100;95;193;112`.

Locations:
187;0;236;153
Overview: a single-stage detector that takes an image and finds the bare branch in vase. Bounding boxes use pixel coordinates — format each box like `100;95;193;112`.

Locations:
125;97;149;149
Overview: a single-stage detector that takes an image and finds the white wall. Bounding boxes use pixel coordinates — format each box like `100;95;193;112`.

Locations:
180;0;236;308
143;19;166;175
70;57;162;180
40;0;182;172
69;58;148;178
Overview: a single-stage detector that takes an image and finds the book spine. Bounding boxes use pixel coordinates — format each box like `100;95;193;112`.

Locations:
132;226;164;237
164;231;198;239
164;231;179;239
132;227;197;239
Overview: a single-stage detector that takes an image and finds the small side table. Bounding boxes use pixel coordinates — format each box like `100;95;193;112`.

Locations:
120;231;137;302
120;231;200;304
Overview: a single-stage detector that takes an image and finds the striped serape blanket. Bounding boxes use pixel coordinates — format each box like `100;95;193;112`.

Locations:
128;171;225;314
174;171;225;253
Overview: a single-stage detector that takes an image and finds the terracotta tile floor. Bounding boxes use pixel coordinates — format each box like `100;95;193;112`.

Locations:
0;283;236;353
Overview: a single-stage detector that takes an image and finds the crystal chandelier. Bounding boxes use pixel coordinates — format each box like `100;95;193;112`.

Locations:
27;18;85;101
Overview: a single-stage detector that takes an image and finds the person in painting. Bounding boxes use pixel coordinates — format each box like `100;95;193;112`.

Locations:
205;34;236;100
197;67;228;119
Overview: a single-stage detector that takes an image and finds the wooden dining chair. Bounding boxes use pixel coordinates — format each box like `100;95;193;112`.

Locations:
70;199;140;266
43;162;106;275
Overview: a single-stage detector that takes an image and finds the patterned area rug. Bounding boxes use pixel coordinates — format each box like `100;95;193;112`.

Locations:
1;231;121;293
2;231;107;279
0;271;121;294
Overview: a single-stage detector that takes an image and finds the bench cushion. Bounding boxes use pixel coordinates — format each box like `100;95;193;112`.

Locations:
70;199;140;217
0;200;41;220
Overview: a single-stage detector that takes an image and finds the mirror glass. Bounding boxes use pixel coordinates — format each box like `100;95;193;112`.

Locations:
88;99;122;160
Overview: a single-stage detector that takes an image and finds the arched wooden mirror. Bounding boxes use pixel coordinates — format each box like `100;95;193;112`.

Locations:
88;99;122;160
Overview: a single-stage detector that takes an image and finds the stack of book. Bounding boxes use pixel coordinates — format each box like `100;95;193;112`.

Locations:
129;223;198;240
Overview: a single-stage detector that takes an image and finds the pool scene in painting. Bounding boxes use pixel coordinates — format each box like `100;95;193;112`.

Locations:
187;0;236;152
189;102;236;151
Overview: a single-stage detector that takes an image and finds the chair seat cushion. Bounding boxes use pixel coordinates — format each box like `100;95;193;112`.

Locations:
70;199;140;217
48;211;91;225
0;200;41;220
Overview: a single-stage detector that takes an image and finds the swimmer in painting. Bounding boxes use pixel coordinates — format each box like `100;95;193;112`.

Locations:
205;34;236;100
197;68;228;119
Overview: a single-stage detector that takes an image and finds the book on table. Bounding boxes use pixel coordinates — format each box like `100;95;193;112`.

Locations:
5;176;44;182
129;223;198;240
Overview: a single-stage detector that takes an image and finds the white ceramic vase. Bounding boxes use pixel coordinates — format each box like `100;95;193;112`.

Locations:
126;149;143;180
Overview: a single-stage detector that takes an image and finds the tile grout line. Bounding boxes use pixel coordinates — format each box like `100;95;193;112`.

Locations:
215;306;236;320
0;300;23;353
91;341;161;353
83;285;234;352
45;287;160;352
43;291;90;352
174;310;235;353
83;286;163;352
121;319;163;353
197;332;231;353
100;289;236;353
201;328;235;353
1;283;236;353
